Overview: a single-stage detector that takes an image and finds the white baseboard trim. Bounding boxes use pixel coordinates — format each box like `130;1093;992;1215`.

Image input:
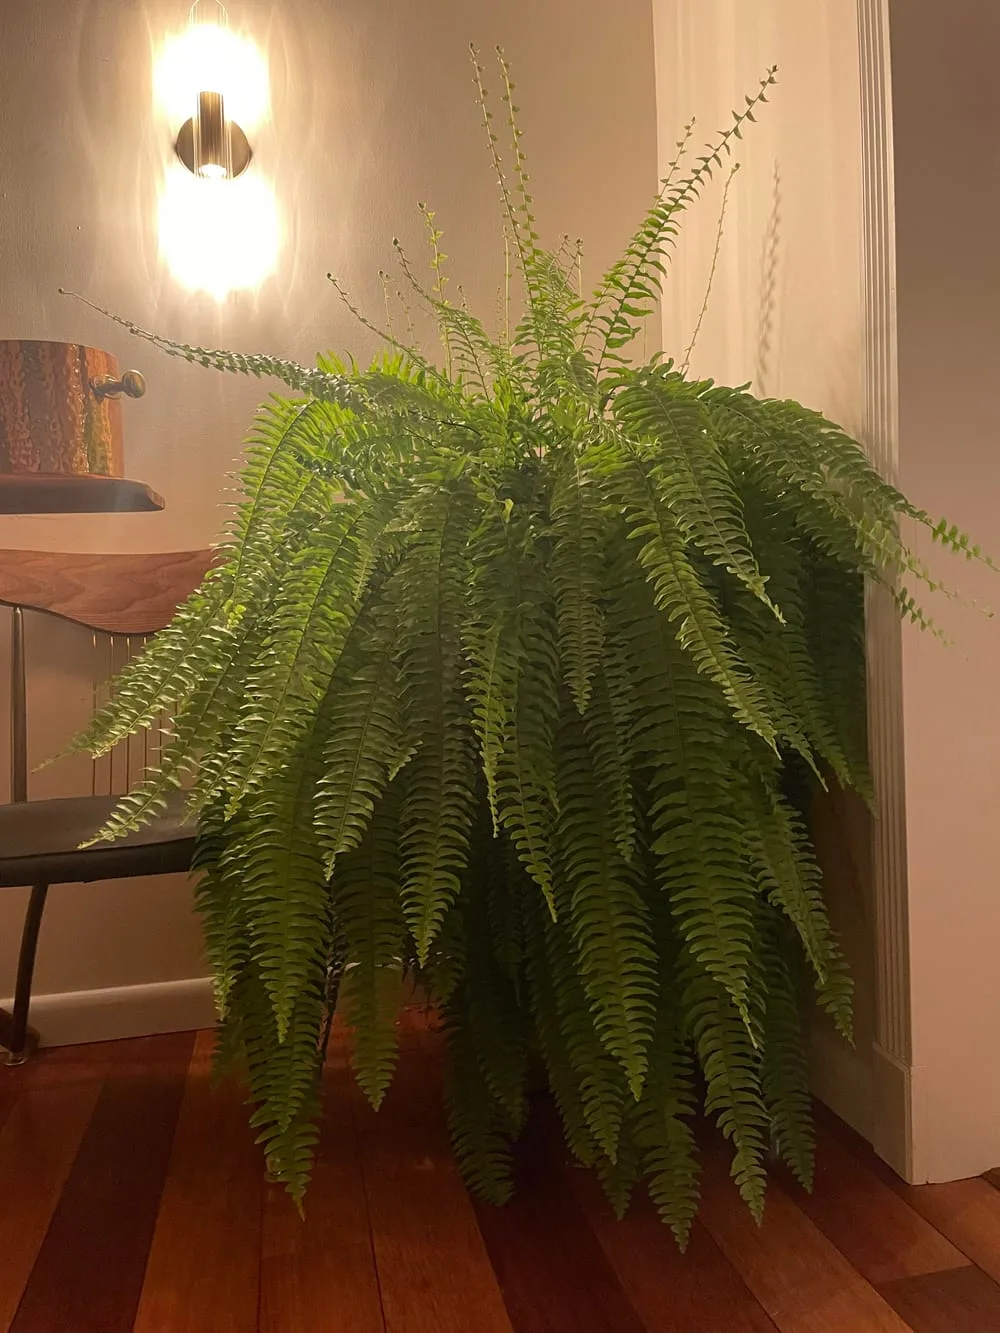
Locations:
3;976;216;1048
810;1022;875;1144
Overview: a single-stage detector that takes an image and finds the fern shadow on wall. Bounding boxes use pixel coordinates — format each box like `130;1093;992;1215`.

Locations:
755;162;782;397
66;49;989;1247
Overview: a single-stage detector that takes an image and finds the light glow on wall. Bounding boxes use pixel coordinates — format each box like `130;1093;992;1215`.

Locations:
154;21;269;134
158;162;280;300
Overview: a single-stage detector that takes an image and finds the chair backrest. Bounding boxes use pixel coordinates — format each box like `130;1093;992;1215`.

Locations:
0;549;214;804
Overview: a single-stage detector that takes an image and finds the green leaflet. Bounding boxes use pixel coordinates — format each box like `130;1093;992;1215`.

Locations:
73;49;981;1239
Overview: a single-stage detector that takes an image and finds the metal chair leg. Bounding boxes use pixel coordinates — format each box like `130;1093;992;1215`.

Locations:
3;882;49;1066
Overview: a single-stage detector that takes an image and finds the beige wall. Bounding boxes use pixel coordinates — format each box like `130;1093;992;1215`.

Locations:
652;0;876;1127
0;0;657;1021
889;0;1000;1182
652;0;864;420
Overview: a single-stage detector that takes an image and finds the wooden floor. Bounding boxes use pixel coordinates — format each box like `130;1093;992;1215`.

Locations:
3;1014;1000;1332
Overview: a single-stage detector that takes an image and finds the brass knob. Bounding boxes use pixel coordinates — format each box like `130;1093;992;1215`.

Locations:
91;370;146;401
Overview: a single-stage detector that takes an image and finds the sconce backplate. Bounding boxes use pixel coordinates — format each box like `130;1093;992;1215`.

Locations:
175;118;253;179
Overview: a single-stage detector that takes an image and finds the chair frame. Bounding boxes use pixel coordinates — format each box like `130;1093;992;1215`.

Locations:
0;549;212;1064
0;602;47;1061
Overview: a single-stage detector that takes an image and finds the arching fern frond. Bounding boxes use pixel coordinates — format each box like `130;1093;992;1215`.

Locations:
333;791;406;1108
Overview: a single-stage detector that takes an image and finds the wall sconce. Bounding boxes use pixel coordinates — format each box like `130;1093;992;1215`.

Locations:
154;1;278;298
172;2;252;180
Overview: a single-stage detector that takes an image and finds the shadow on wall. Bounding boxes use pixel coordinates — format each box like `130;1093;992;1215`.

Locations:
755;162;781;398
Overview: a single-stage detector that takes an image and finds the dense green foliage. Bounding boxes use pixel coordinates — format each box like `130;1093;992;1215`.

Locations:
74;52;982;1245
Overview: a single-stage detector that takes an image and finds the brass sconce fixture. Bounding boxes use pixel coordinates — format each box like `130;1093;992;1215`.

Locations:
174;1;253;180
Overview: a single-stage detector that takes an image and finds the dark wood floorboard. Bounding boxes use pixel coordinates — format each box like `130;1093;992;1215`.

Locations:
565;1162;780;1333
0;1083;103;1331
6;1024;1000;1332
879;1265;1000;1332
818;1104;1000;1291
1;1036;141;1093
351;1010;512;1333
131;1030;262;1333
697;1145;913;1331
258;1023;385;1333
473;1114;648;1333
785;1120;968;1285
8;1031;194;1333
889;1179;1000;1290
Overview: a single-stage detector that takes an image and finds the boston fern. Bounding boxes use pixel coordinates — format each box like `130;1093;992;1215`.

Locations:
73;51;981;1245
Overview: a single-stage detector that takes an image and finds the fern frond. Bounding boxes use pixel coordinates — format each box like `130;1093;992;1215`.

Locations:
397;480;478;959
224;746;331;1042
463;500;526;829
557;715;657;1098
444;1024;516;1206
59;290;357;405
758;912;815;1189
740;773;851;1035
538;894;629;1159
67;581;228;760
609;573;761;1032
240;966;325;1202
223;503;375;809
594;438;778;747
582;656;638;862
522;899;599;1166
494;583;561;911
585;68;776;376
446;818;530;1132
314;614;408;866
630;1043;700;1246
550;456;606;713
614;366;783;619
630;893;701;1245
192;808;249;1020
334;792;406;1108
685;966;769;1221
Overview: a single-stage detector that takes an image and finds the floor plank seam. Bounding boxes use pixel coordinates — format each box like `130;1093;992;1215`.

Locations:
347;1046;390;1333
7;1070;112;1332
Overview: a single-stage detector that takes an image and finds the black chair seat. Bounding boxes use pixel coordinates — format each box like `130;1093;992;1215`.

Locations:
0;790;195;888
